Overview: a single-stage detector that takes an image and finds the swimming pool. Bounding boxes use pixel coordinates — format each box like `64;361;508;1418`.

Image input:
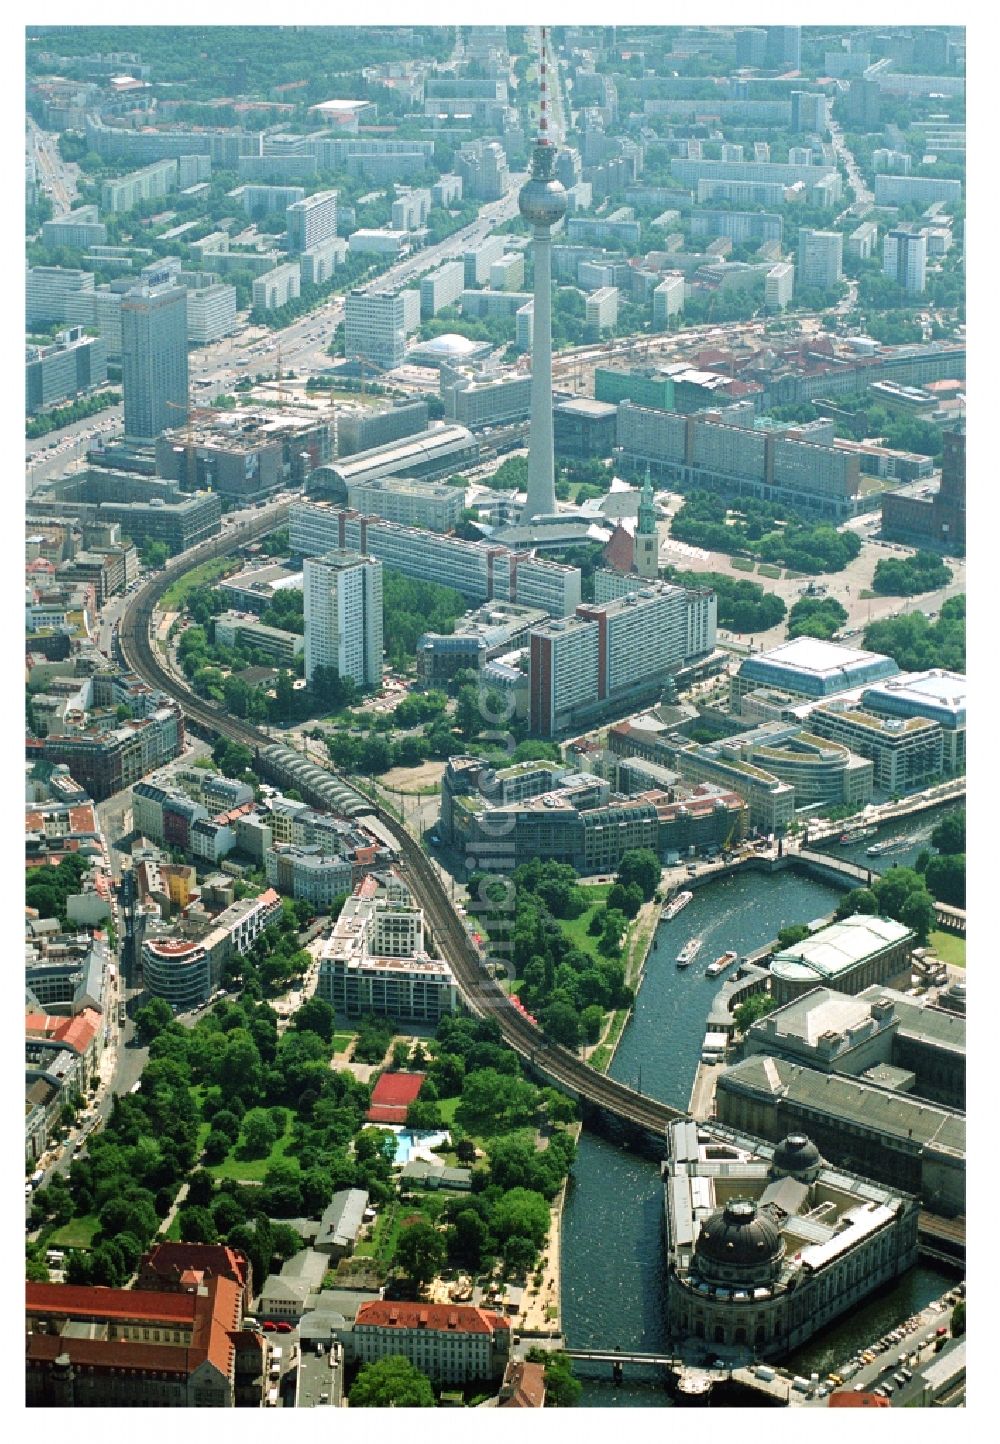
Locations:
389;1129;450;1165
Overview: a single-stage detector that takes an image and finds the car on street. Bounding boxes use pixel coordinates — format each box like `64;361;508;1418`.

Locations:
261;1320;277;1331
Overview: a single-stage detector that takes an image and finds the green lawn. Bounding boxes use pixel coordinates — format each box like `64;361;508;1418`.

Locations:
930;929;966;968
757;563;782;579
163;1212;184;1241
355;1199;404;1263
557;884;612;962
49;1214;100;1250
729;556;756;572
859;475;896;496
590;1010;628;1074
355;1193;455;1266
205;1113;296;1182
160;555;239;610
436;1095;461;1127
331;1032;356;1054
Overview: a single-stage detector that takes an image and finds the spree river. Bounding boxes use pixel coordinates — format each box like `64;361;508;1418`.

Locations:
559;863;956;1406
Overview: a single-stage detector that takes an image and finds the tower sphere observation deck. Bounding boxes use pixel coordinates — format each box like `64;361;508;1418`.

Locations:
518;146;567;229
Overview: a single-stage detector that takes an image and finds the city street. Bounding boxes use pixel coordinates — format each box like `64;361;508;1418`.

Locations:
26;153;525;483
800;1290;962;1407
28;115;79;216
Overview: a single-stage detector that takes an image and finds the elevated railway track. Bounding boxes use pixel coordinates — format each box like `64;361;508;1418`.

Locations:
118;512;684;1142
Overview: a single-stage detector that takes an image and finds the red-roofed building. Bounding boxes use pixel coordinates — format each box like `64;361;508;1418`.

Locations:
829;1390;891;1407
25;1275;247;1407
138;1243;254;1312
498;1358;546;1407
353;1300;511;1384
25;1008;103;1075
603;521;636;575
366;1070;425;1124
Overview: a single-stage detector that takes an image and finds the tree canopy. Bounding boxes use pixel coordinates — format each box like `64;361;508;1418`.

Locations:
863;595;965;672
348;1356;436;1408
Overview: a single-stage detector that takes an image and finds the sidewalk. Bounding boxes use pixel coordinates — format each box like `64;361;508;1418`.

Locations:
518;1187;565;1336
688;1062;719;1122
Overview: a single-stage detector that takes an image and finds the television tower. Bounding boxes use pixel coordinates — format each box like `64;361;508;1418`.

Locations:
518;27;567;524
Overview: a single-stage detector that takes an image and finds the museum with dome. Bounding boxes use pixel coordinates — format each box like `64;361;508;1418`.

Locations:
662;1120;919;1358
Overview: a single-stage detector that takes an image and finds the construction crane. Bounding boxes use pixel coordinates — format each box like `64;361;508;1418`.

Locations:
356;352;387;397
274;342;290;408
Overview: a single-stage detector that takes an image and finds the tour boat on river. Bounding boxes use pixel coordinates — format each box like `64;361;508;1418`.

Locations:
663;890;693;920
866;836;910;857
675;938;702;968
705;950;739;979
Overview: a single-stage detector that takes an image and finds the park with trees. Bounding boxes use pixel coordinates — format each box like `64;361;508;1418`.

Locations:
834;866;938;945
670;492;862;575
871;550;953;598
667;567;787;633
863;595;965;672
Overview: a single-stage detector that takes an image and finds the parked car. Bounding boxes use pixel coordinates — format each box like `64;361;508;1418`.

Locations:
261;1320;277;1332
275;1321;293;1334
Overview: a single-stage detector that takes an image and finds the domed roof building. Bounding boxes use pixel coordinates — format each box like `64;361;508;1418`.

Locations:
770;1133;823;1182
661;1119;920;1359
694;1198;784;1287
407;333;492;368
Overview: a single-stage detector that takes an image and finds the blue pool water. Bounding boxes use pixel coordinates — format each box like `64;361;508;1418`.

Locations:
389;1129;450;1165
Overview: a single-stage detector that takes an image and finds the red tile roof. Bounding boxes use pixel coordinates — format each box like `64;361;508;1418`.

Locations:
356;1301;509;1335
829;1391;891;1407
140;1243;251;1296
68;805;98;834
26;1330;193;1375
367;1105;408;1124
26;1275;242;1386
26;1282;199;1324
499;1359;546;1407
52;1009;102;1054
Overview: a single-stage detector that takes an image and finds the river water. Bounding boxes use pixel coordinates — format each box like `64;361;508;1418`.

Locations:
812;800;956;878
559;860;958;1407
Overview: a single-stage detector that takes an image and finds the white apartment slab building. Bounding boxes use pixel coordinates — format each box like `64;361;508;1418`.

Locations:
796;230;843;289
318;877;458;1022
344;287;420;370
290;501;582;618
883;227;928;295
764;262;794;311
586;285;619;338
285;190;338;252
420;260;465;317
252;262;301;311
653;273;685;326
185;283;238;344
530;579;710;736
345;477;465;532
303;549;383;689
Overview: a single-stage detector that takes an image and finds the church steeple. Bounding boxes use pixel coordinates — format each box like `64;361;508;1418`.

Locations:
638;464;656;536
634;464;658;579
